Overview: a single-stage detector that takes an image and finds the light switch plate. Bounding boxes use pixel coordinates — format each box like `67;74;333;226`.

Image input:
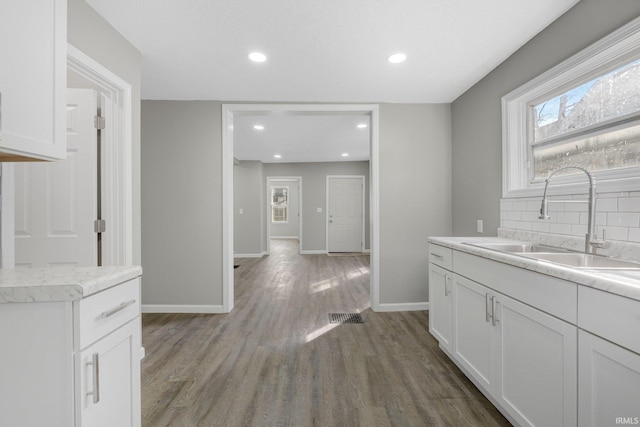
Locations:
317;207;322;213
477;219;484;233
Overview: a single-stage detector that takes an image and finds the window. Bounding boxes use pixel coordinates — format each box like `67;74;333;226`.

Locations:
502;17;640;197
271;186;288;223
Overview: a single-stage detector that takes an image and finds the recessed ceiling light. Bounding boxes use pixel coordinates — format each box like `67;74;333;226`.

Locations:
253;125;264;130
388;53;407;64
274;154;282;158
357;123;367;129
341;153;349;157
248;52;267;63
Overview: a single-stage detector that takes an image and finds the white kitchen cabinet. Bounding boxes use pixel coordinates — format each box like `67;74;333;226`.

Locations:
452;273;577;427
495;289;577;427
578;330;640;427
77;319;141;427
428;263;453;354
428;244;454;354
0;275;142;427
0;0;67;161
578;286;640;426
452;274;495;392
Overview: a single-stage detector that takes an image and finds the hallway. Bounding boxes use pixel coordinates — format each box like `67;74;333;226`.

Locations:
140;240;509;426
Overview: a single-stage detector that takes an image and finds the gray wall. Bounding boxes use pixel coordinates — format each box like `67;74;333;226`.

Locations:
379;104;452;305
268;179;300;239
141;102;452;307
234;161;263;255
451;0;640;236
68;0;142;265
263;161;371;252
141;101;223;305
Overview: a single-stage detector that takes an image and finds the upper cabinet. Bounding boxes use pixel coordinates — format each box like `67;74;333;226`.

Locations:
0;0;67;161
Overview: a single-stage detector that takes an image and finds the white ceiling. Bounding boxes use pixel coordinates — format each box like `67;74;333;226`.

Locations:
234;114;371;163
86;0;579;163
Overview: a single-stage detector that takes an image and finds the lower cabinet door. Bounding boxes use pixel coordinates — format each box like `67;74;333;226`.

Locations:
579;330;640;427
452;275;496;393
76;319;141;427
495;293;577;427
429;263;453;353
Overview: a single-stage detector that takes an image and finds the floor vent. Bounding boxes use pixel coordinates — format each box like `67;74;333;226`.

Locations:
328;313;365;324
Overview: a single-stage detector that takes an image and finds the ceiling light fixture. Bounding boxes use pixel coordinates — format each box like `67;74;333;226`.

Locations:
253;125;264;130
248;52;267;63
341;153;349;157
357;123;367;129
274;154;282;158
388;53;407;64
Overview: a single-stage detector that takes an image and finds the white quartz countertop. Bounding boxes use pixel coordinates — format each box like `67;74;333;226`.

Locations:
0;266;143;303
429;236;640;302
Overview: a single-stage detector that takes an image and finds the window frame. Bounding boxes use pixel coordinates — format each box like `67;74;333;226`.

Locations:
271;185;289;224
502;16;640;198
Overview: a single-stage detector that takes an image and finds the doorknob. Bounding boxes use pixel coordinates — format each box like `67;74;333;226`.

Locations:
329;220;333;223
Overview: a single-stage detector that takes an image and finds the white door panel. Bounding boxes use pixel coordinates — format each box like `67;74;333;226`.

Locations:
328;177;363;253
15;89;98;268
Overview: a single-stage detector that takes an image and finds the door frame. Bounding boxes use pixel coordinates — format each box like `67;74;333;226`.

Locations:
0;44;133;267
223;103;380;313
266;176;302;255
326;175;365;254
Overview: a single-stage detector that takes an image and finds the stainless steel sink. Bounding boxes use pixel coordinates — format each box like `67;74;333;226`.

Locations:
463;242;568;253
519;252;640;270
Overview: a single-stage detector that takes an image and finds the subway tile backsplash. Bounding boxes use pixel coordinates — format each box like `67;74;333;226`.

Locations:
500;191;640;244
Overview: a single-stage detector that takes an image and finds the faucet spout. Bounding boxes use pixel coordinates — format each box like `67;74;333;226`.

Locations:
539;166;601;254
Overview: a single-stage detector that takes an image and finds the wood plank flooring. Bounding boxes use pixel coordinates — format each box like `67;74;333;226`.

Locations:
141;239;510;426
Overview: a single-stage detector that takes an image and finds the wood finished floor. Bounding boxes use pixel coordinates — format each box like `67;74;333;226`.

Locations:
141;239;510;427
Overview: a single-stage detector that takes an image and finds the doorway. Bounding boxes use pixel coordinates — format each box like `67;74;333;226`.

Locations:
266;176;302;255
222;104;381;313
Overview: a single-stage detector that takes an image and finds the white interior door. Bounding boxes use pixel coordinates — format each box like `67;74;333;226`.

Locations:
14;89;98;268
327;176;363;253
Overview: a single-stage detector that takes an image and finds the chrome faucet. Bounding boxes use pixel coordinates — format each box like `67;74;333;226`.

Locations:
539;166;607;254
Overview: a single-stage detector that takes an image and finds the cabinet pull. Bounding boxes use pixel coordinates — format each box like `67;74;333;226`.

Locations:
491;297;499;327
444;275;452;296
485;293;492;323
87;353;100;404
100;299;136;318
430;252;444;260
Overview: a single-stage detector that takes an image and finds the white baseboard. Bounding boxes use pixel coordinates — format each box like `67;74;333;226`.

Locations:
363;248;371;253
374;302;429;312
142;304;227;314
300;249;327;255
270;236;299;240
234;253;264;258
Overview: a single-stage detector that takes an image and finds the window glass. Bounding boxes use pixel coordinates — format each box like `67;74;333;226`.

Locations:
533;59;640;143
271;186;288;223
530;57;640;181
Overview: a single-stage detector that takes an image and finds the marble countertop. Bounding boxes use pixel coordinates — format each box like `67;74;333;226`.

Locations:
0;266;143;303
429;236;640;302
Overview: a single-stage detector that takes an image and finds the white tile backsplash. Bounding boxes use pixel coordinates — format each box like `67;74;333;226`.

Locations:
500;191;640;245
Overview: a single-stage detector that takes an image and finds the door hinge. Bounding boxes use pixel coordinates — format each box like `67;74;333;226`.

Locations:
94;116;106;130
94;219;106;233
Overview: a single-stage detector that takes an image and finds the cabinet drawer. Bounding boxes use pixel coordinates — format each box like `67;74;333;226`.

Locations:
75;278;140;349
429;244;453;270
579;286;640;354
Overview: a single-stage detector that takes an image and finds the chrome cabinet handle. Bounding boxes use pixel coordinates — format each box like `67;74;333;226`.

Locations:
430;252;444;260
485;293;492;323
444;274;452;296
87;353;100;403
100;299;136;318
492;298;500;326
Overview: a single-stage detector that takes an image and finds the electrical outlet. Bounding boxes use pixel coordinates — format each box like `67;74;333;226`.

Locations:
239;208;244;215
477;219;484;233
